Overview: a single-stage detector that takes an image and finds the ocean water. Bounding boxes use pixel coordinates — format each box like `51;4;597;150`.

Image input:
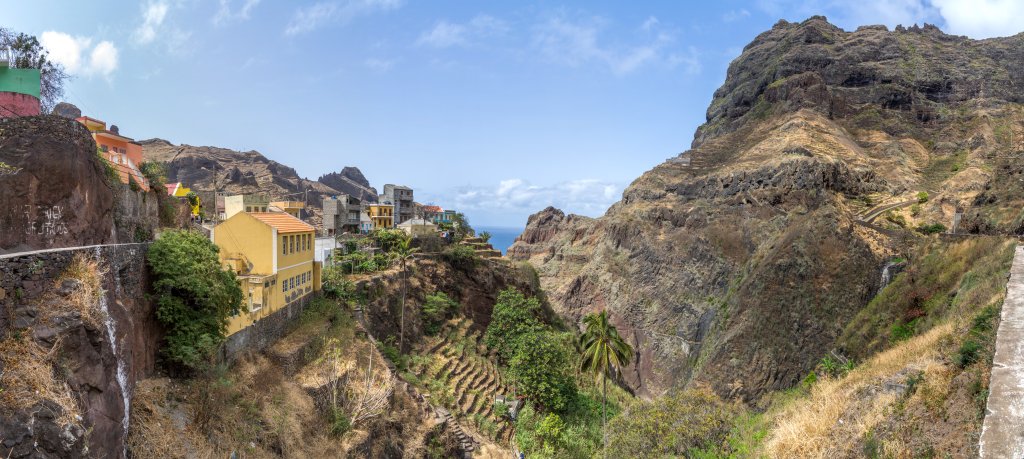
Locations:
476;226;523;255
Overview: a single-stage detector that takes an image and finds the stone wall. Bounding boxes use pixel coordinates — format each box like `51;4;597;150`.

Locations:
221;293;319;361
0;243;161;459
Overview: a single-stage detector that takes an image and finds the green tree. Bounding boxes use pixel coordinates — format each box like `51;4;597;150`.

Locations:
395;235;418;351
478;231;492;243
0;28;70;112
484;288;545;362
422;292;458;335
579;310;634;458
449;212;473;241
508;330;576;413
537;412;566;453
147;230;243;373
139;161;168;189
605;389;737;458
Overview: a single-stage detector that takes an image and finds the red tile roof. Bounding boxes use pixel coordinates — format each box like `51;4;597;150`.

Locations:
249;212;314;234
422;205;443;213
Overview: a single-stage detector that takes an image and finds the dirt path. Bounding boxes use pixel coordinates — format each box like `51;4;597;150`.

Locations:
979;244;1024;458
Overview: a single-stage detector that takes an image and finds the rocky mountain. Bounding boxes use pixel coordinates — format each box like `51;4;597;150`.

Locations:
317;166;378;202
509;16;1024;402
140;139;376;226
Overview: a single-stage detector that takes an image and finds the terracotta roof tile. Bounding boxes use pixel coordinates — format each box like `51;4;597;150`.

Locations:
249;212;314;234
422;205;443;213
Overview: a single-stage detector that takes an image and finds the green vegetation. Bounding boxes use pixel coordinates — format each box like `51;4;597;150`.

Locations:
484;289;546;362
96;148;120;185
509;330;576;412
438;212;473;241
421;292;458;336
915;222;947;234
147;230;243;373
478;231;492;243
958;304;1001;369
916;191;929;203
0;27;70;110
840;238;1016;358
605;388;739;458
443;244;478;271
139;161;167;189
579;310;633;454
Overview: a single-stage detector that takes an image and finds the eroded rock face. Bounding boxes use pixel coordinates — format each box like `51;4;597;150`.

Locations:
0;116;116;254
317;167;379;202
510;16;1024;402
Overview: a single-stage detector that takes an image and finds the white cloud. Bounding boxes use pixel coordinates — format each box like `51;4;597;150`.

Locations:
442;178;622;218
214;0;261;26
40;31;119;78
931;0;1024;38
285;0;402;36
364;57;395;72
722;9;751;22
532;14;685;76
133;1;169;45
417;14;509;48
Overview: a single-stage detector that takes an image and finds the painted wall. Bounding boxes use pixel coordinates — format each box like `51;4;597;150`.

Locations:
213;212;274;274
0;92;40;117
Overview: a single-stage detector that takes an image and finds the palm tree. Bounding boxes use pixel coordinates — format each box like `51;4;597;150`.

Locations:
580;310;633;458
395;235;418;352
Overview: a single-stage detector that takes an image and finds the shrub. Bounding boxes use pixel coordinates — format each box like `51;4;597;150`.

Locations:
917;191;929;203
606;388;738;457
329;408;351;436
478;231;492;243
508;331;576;413
494;400;510;418
147;230;243;373
373;228;407;253
957;339;981;368
139;161;167;189
915;223;947;235
536;412;566;451
322;265;355;300
910;203;922;217
422;292;458;335
884;211;907;228
484;289;545;362
443;244;478;271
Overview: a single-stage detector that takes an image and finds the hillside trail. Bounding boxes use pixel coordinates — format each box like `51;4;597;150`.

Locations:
979;244;1024;458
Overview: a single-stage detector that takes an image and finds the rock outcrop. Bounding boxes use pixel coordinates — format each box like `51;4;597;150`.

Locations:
0;116;116;254
317;166;378;202
510;16;1024;402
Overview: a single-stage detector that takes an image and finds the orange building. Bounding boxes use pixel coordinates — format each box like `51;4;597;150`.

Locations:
76;116;149;191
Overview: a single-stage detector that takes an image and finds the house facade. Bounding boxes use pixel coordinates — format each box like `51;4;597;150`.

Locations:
383;184;414;224
224;194;269;219
213;211;322;337
269;201;304;219
366;203;395;230
76;116;149;191
0;52;40;118
323;194;362;235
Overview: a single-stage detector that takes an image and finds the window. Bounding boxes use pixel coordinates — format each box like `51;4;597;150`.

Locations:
100;145;109;152
282;281;286;292
282;237;287;255
290;236;295;253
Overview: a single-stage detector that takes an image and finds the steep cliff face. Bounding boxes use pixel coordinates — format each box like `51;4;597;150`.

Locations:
510;17;1024;401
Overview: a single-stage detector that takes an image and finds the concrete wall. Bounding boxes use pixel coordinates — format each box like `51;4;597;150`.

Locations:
221;292;319;361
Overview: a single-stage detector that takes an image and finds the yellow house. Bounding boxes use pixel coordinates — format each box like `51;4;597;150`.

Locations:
224;194;269;219
213;211;322;336
367;203;394;230
269;200;305;219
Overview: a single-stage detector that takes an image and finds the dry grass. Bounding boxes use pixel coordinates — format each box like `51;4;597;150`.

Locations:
765;323;953;458
0;333;81;428
127;378;214;459
48;253;107;329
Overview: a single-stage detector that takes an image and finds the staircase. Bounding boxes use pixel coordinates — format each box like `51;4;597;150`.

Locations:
460;237;502;259
411;318;516;446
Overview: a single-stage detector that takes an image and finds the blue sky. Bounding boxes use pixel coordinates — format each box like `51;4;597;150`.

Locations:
3;1;1021;227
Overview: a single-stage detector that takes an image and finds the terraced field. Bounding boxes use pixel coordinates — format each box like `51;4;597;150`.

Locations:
408;317;516;446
